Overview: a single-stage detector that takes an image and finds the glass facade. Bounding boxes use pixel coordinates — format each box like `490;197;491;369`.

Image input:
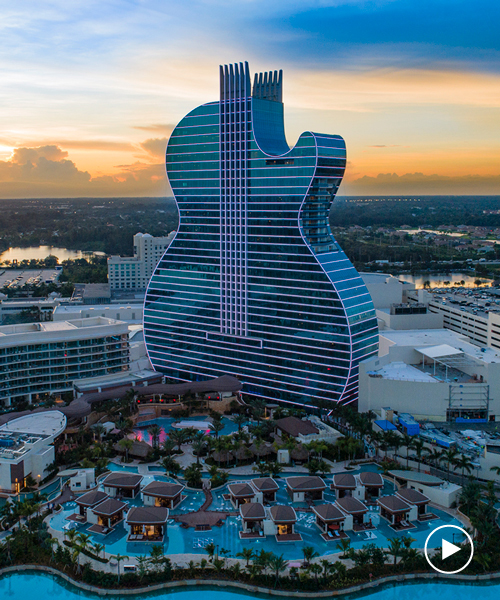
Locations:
144;62;378;407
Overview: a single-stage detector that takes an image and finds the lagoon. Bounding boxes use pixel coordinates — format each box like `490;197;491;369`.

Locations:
0;246;105;263
1;572;499;600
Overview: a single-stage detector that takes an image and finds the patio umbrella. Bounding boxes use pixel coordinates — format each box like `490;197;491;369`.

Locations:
291;445;309;461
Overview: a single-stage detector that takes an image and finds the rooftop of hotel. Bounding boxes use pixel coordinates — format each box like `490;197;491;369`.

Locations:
103;472;143;488
240;502;266;520
286;476;326;491
142;481;184;498
381;329;500;364
0;411;66;437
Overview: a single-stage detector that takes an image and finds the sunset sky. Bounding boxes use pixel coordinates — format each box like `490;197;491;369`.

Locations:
1;0;499;198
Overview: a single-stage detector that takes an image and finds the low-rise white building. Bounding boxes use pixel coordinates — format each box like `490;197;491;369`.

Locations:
359;328;500;421
0;411;66;493
107;232;175;291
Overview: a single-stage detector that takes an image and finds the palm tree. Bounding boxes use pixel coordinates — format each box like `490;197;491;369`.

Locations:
92;542;105;558
205;542;216;561
424;447;442;469
136;555;150;581
387;536;403;566
117;438;133;462
149;544;165;571
302;545;319;566
236;547;254;566
401;434;414;468
192;437;206;465
459;480;481;517
92;424;106;442
335;537;351;558
110;553;129;583
412;439;425;472
233;413;247;431
212;421;225;439
268;553;288;588
455;454;474;483
440;447;459;479
147;424;162;449
169;429;189;452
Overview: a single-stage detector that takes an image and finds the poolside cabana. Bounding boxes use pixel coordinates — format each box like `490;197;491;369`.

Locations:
312;503;348;541
396;488;436;520
377;495;417;530
239;502;266;539
127;506;169;542
331;473;356;499
142;481;185;509
102;472;143;499
250;477;279;504
359;472;384;501
227;482;255;509
70;490;109;522
88;498;126;534
269;505;302;542
286;476;326;503
335;496;370;531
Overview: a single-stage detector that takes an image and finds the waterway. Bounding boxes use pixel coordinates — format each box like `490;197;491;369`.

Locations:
1;572;499;600
399;273;493;288
0;246;105;263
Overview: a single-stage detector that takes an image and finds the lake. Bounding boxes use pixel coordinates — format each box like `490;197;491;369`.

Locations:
399;272;493;288
0;246;105;263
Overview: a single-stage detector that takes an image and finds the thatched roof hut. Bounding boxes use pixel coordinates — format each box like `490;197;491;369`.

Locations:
211;450;234;463
249;441;273;457
233;446;254;461
290;444;309;462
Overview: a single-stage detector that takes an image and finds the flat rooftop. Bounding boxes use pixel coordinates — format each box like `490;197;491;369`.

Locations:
0;316;126;338
381;329;500;364
369;361;436;383
0;411;67;437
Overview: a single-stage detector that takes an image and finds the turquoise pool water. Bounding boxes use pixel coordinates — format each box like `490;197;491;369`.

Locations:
1;572;500;600
134;415;241;445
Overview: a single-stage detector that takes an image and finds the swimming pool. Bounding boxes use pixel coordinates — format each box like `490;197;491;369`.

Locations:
133;415;241;445
1;571;499;600
49;470;464;561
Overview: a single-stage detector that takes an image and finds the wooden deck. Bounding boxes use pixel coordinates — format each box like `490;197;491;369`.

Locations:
66;513;86;522
389;521;417;531
321;531;348;542
239;531;265;539
88;523;114;535
276;533;303;543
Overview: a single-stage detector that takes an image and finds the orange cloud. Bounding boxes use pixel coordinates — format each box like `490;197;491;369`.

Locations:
140;137;168;158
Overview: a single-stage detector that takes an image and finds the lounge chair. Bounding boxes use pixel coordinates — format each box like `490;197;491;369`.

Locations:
334;530;340;537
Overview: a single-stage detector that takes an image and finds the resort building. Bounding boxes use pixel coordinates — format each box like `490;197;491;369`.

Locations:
108;232;175;291
358;472;384;501
249;477;279;503
143;61;378;407
377;495;417;530
269;505;301;542
388;470;462;508
102;472;143;499
335;496;370;531
239;502;266;538
72;490;109;523
286;476;326;503
88;498;126;534
312;504;348;541
359;328;500;421
126;506;169;542
67;468;96;492
142;481;185;509
396;488;436;521
227;482;256;509
275;416;342;444
0;411;66;493
331;473;356;499
0;317;130;407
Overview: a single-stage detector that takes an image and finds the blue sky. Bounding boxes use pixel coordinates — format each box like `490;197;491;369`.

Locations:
0;0;499;197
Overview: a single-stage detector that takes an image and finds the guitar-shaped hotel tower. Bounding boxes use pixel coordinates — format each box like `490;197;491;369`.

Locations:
144;62;378;407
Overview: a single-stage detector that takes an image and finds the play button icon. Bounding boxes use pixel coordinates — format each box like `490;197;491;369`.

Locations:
424;525;474;574
442;539;461;560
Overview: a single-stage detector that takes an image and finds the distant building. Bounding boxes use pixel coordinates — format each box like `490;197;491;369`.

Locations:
0;411;66;493
0;317;130;407
71;283;111;305
108;232;175;291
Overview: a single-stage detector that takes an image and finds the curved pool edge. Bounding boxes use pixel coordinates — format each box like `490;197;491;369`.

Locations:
1;564;500;598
